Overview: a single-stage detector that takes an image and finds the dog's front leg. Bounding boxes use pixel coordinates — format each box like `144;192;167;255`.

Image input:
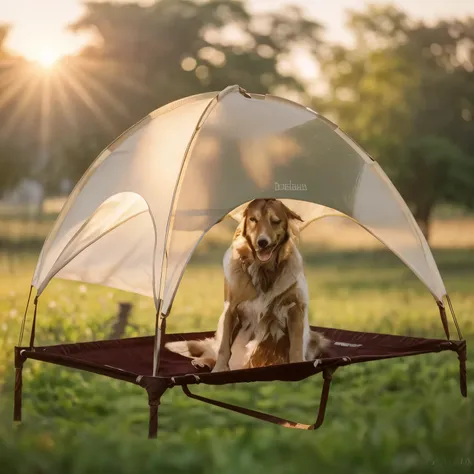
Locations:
212;301;236;372
287;303;305;364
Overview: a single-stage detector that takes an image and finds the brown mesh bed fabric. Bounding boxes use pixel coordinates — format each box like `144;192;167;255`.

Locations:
14;326;467;437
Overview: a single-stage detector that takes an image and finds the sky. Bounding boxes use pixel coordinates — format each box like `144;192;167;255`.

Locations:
1;0;474;66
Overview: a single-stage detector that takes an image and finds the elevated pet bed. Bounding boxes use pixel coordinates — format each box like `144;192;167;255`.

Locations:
15;326;466;437
14;85;467;438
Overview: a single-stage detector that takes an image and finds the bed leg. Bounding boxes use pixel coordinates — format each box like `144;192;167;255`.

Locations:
148;402;159;439
14;367;23;422
311;368;334;430
14;348;26;423
458;343;467;398
141;378;169;439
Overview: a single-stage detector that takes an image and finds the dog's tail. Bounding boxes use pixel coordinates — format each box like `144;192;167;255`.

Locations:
165;338;215;359
306;330;331;360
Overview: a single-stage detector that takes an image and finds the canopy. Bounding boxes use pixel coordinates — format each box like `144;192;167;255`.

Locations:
32;85;446;313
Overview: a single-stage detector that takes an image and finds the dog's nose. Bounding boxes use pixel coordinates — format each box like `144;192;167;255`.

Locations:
257;237;269;249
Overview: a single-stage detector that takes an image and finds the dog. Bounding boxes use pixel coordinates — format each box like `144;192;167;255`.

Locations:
165;199;329;371
164;220;257;371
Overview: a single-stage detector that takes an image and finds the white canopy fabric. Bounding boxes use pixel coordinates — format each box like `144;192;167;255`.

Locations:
32;85;446;313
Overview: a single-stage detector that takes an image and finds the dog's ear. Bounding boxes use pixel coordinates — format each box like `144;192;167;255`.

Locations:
229;201;254;229
233;220;245;239
233;206;248;240
280;203;303;245
281;203;303;222
229;203;247;223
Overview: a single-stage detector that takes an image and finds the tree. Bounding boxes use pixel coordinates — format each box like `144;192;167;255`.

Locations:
318;6;474;239
0;25;32;195
391;136;472;240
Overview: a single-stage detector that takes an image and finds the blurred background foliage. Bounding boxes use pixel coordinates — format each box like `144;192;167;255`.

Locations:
318;5;474;238
0;1;472;237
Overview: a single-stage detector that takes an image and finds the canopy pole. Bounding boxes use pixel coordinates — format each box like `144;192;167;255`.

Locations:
18;285;33;347
446;294;463;340
152;299;166;377
29;296;39;349
156;86;237;318
437;300;450;340
149;90;224;374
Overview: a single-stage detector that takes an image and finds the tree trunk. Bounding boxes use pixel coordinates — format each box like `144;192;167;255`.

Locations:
413;203;432;242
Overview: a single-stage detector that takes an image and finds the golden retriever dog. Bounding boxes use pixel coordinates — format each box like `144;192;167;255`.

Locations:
166;199;329;371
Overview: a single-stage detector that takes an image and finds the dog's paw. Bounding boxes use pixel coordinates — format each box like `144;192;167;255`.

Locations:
191;357;215;370
240;256;253;272
211;362;230;373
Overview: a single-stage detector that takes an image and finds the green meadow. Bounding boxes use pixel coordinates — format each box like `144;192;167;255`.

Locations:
0;218;472;474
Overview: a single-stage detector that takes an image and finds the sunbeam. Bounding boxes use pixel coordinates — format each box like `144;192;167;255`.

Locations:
0;64;38;111
0;54;133;147
57;66;116;132
50;71;78;130
67;62;130;119
0;72;42;140
36;50;60;69
39;74;52;147
72;55;153;98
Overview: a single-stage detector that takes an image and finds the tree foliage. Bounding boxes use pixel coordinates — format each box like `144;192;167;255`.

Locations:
0;25;31;195
319;5;474;239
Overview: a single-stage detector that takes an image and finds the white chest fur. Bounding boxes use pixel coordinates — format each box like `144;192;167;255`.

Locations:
223;242;309;312
222;242;310;369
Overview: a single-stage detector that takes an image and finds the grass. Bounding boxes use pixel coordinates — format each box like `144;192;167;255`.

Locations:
0;217;473;473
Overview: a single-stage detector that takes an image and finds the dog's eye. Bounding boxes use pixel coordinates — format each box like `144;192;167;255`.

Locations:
249;217;257;223
271;219;281;225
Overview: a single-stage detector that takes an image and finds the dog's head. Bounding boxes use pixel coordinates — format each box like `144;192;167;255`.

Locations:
236;199;303;263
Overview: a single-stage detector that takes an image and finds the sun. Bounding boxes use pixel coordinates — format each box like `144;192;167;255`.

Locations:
36;49;61;69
